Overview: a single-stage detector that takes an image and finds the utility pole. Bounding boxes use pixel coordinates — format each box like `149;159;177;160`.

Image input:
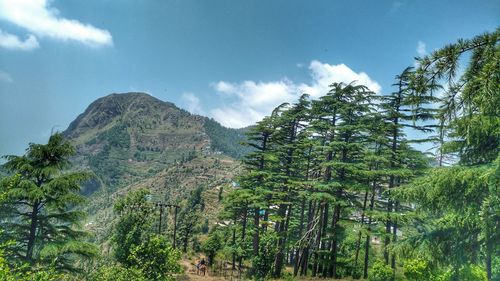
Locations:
173;205;178;248
153;201;179;245
158;203;164;234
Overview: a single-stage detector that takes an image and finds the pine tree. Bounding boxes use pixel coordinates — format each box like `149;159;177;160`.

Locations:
269;95;311;277
0;133;97;271
398;29;499;280
241;113;281;256
378;67;436;279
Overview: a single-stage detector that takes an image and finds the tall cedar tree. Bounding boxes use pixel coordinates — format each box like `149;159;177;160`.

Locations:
378;67;436;279
0;133;97;271
396;29;499;280
269;95;311;277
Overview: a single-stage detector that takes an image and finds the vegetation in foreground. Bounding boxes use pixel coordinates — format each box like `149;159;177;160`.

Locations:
0;30;498;280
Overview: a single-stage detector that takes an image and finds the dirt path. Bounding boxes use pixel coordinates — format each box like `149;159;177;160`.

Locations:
177;259;222;281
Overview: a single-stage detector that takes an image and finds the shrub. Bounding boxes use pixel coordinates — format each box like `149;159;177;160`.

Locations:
252;232;278;280
89;264;147;281
128;235;181;281
404;259;432;281
202;230;223;265
437;265;488;281
369;260;393;281
0;248;61;281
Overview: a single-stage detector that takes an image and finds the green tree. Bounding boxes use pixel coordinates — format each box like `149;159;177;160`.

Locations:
268;95;311;277
0;133;97;271
112;188;154;265
202;227;224;265
369;260;393;281
176;186;204;252
128;235;181;281
398;29;499;280
377;67;435;279
89;264;147;281
310;82;376;278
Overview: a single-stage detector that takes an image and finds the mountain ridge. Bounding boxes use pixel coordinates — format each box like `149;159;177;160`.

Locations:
63;92;250;195
62;92;247;241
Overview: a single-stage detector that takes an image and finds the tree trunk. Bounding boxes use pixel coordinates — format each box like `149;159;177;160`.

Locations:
273;203;293;278
486;242;492;281
320;203;329;277
293;198;306;275
384;200;393;264
253;207;260;255
352;189;369;278
391;201;399;271
364;182;377;279
329;204;341;278
232;228;236;270
263;208;269;232
239;206;248;270
386;83;400;266
296;200;316;276
272;203;287;277
363;233;371;279
312;202;325;277
26;200;40;261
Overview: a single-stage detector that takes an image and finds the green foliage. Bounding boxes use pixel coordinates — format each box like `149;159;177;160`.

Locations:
202;228;224;265
252;232;278;280
88;264;147;281
86;124;132;189
412;29;499;165
393;29;499;281
87;144;125;188
404;259;433;281
127;235;181;281
98;123;131;149
204;118;253;159
0;133;97;271
369;260;393;281
108;189;182;281
0;245;62;281
177;186;205;252
454;265;488;281
112;188;154;265
431;265;488;281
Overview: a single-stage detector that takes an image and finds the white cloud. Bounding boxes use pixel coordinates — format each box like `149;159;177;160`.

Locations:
417;41;427;57
0;29;39;50
181;92;203;115
298;60;381;97
210;60;381;128
0;70;13;83
211;107;263;128
213;81;236;94
0;0;112;48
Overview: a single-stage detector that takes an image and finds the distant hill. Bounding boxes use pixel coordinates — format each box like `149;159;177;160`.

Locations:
64;92;250;195
62;93;249;240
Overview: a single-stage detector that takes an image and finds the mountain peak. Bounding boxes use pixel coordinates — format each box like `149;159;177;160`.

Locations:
103;92;171;106
64;92;183;137
62;92;251;195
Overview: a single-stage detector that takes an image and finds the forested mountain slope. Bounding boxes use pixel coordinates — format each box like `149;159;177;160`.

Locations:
62;92;246;240
63;92;247;195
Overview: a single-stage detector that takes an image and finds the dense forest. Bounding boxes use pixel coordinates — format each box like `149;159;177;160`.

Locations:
0;30;498;281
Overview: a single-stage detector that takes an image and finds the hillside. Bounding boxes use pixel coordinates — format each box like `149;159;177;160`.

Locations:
62;92;247;240
64;92;248;194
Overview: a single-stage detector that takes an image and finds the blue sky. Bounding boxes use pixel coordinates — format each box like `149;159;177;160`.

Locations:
0;0;498;156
